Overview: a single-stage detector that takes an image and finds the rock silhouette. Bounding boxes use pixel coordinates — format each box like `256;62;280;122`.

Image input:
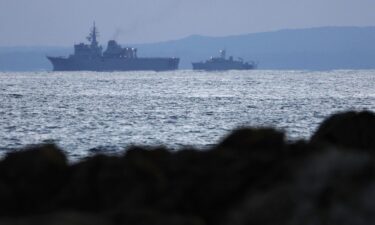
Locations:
311;111;375;150
0;110;374;225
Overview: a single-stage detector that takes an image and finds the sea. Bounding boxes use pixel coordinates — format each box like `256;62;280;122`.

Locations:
0;70;374;159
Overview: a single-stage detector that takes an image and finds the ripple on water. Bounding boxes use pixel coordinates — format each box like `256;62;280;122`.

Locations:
0;70;374;159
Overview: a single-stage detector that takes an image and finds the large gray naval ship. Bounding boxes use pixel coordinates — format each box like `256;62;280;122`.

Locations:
192;50;256;71
47;24;179;71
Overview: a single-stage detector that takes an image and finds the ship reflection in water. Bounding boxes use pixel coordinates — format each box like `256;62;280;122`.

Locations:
192;50;257;71
47;23;179;71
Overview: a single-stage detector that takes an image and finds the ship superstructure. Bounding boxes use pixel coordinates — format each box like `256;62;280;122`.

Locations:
192;50;256;71
47;23;179;71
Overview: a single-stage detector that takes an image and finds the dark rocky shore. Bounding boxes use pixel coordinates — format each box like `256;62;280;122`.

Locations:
0;111;375;225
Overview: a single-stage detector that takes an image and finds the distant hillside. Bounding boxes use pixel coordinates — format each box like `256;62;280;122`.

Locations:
135;26;375;70
1;26;375;71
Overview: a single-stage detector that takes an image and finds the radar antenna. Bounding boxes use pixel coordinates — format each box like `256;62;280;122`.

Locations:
87;22;99;47
219;49;226;59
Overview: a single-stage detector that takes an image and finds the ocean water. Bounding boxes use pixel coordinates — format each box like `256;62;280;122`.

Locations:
0;70;374;159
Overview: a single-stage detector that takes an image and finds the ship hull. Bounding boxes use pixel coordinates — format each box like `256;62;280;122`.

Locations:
192;62;255;71
48;57;179;72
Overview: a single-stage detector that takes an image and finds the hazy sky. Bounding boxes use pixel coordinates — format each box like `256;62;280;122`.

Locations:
1;0;375;46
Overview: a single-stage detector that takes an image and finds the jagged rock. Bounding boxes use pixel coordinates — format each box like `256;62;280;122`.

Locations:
0;111;373;225
311;111;375;150
217;128;285;151
0;212;109;225
223;149;375;225
0;144;68;215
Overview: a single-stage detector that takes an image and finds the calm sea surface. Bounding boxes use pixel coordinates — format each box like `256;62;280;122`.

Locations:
0;70;374;159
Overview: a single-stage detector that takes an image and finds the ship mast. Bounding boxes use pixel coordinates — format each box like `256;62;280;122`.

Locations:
87;22;99;47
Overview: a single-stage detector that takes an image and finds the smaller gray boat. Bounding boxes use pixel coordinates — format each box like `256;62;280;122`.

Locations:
192;50;257;71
